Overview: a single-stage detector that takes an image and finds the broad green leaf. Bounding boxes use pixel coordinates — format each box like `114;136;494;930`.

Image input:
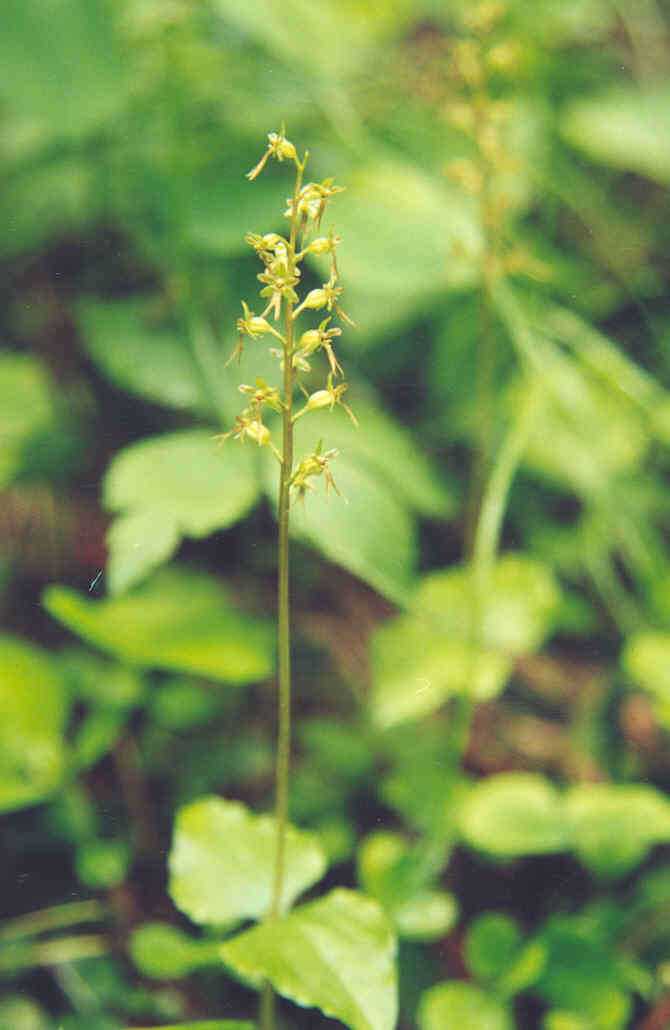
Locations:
221;888;397;1030
0;0;130;142
296;402;454;518
103;429;260;593
77;299;214;415
497;288;654;494
169;797;326;924
561;86;670;186
262;443;417;604
459;773;568;858
43;567;275;683
370;555;560;727
186;167;287;257
130;922;221;980
331;159;481;341
0;353;56;488
418;981;514;1030
565;783;670;878
621;631;670;727
0;636;70;813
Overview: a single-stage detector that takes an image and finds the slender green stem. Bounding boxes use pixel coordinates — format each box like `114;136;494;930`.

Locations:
261;156;305;1030
269;155;304;923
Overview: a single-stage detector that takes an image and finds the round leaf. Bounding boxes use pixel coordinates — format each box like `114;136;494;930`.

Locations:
418;981;514;1030
565;783;670;879
459;773;568;858
169;797;327;925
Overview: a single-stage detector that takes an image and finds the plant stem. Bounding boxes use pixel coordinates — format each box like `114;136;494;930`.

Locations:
261;156;304;1030
269;155;303;923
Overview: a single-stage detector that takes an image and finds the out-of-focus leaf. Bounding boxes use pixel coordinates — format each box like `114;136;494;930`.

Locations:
149;679;221;730
370;555;560;727
0;353;56;488
331;158;481;342
621;630;670;727
1;156;97;259
465;912;547;997
58;650;145;708
561;86;670;186
130;922;221;981
77;299;214;415
75;839;130;890
565;783;670;879
103;429;260;593
357;830;458;942
262;442;417;604
458;773;568;858
0;995;51;1030
417;981;514;1030
169;796;327;925
534;916;632;1030
297;402;454;518
0;0;130;142
43;567;275;683
465;913;523;982
213;0;409;82
0;636;70;813
221;888;397;1030
127;1024;254;1030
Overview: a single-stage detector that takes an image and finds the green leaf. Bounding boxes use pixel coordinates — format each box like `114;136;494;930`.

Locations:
459;773;568;858
356;830;458;941
561;85;670;186
43;566;275;684
331;158;481;341
221;888;397;1030
564;783;670;879
127;1024;254;1030
0;0;130;142
370;555;560;727
622;630;670;727
130;922;221;980
0;636;70;813
169;797;327;925
393;892;458;943
535;916;632;1030
0;353;57;488
77;299;214;415
262;444;417;604
465;913;523;982
295;401;454;519
103;430;261;593
417;981;514;1030
75;839;130;890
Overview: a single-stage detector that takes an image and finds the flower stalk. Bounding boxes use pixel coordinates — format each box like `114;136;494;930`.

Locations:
217;126;354;1030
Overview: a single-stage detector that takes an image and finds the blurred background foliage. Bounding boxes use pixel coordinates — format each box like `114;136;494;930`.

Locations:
2;0;670;1028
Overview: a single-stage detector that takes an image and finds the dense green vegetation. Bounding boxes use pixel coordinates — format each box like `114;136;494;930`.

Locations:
2;2;670;1029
